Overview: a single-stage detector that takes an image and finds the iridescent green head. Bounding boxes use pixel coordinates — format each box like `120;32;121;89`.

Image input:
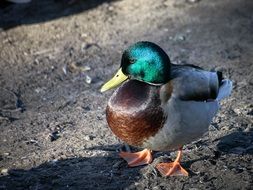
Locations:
101;41;171;92
121;41;171;84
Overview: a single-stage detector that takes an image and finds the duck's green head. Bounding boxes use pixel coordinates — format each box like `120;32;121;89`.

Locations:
101;41;171;92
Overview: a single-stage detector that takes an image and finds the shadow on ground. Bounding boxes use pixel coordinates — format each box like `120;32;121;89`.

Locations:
0;0;118;30
217;131;253;155
0;144;216;190
1;138;252;189
0;149;141;189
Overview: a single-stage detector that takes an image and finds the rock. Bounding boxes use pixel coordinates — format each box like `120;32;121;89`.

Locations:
1;168;8;175
85;75;92;84
62;65;67;75
50;159;58;166
83;135;94;141
81;33;88;38
175;34;186;41
50;131;61;142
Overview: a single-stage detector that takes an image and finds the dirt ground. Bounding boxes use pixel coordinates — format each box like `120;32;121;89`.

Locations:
0;0;252;189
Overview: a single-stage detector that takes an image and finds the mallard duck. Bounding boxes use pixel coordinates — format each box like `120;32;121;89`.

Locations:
101;41;232;176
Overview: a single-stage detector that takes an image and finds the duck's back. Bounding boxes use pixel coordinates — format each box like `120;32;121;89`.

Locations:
169;64;221;101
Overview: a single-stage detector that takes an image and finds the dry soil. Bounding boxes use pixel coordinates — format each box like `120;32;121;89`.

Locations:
0;0;253;189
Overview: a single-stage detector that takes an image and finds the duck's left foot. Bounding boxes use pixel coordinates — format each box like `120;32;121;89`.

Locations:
156;161;188;176
156;148;189;176
119;148;152;167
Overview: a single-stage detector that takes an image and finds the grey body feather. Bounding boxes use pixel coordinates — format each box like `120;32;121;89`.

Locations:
142;64;232;151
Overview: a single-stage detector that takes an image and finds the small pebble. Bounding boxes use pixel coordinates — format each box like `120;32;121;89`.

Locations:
81;43;87;51
152;186;161;190
81;33;88;38
81;66;91;72
108;6;114;11
1;168;8;175
83;106;91;111
26;139;38;144
50;159;58;165
112;161;122;168
175;34;186;41
85;75;92;84
62;65;67;75
50;131;61;142
3;152;10;156
186;0;201;3
83;135;94;141
186;29;192;33
35;88;41;93
244;126;252;132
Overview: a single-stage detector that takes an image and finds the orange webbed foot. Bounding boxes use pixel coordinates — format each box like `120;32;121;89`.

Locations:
156;147;189;176
156;161;188;176
119;148;152;167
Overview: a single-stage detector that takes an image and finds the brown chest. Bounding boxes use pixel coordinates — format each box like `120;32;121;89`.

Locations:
105;80;166;147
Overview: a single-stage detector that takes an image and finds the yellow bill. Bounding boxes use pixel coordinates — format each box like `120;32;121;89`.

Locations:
100;68;128;92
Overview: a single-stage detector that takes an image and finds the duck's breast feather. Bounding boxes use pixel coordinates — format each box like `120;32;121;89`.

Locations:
106;80;166;146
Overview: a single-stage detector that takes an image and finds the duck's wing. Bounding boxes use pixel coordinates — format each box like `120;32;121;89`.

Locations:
154;64;232;151
163;64;231;102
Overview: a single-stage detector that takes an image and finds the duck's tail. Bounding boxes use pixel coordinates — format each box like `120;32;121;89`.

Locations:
216;79;233;101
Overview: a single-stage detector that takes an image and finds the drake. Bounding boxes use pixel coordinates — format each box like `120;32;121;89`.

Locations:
101;41;232;176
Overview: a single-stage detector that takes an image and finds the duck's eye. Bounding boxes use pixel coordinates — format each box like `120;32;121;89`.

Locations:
129;58;136;64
